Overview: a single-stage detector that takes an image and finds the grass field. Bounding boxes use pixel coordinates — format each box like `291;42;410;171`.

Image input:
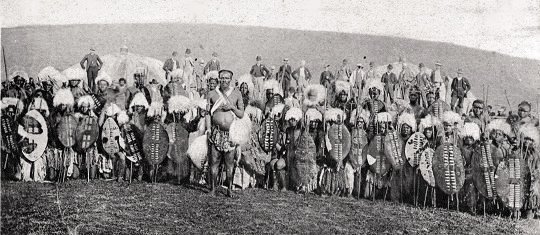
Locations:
1;180;535;234
2;23;540;108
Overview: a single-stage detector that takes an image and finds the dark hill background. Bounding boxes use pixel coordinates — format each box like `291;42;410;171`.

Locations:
2;23;539;109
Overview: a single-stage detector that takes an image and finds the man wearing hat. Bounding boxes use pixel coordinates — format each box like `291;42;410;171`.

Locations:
350;63;366;92
415;63;432;107
203;52;221;75
163;51;180;82
320;64;335;89
80;48;103;93
250;55;270;94
278;58;293;97
183;48;196;93
381;64;397;103
430;61;448;102
336;59;352;82
195;58;207;92
450;68;471;113
291;60;312;93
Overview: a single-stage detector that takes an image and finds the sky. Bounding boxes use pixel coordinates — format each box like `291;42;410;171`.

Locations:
2;0;540;60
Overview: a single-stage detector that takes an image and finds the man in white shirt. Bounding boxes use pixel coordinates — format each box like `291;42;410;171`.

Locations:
350;63;366;96
183;48;196;93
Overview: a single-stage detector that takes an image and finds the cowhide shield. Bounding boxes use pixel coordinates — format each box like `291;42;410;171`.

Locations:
1;115;18;154
433;143;465;195
143;121;169;165
259;117;279;153
405;132;428;167
364;135;389;175
121;123;144;161
18;110;48;162
57;115;77;148
495;152;527;210
294;130;318;187
349;127;368;170
384;130;404;170
101;117;121;156
240;121;270;176
419;148;436;187
327;124;351;166
166;123;189;163
75;116;99;151
472;143;500;199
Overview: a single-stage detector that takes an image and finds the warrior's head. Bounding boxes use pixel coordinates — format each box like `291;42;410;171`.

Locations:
419;115;439;140
1;97;21;119
398;112;416;138
97;80;109;92
472;100;484;118
518;101;531;119
409;87;420;105
13;75;26;88
218;70;233;91
426;91;435;107
285;107;303;129
68;78;81;88
305;108;322;131
77;95;95;116
325;108;345;126
53;88;75;115
442;111;462;136
461;122;480;147
368;80;384;100
376;112;393;135
167;95;192;123
487;119;511;145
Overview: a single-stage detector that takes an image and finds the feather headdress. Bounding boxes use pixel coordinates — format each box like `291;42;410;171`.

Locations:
192;98;208;110
398;112;417;132
303;84;327;107
230;115;252;145
206;71;219;81
305;108;323;122
104;103;121;117
442;111;462;126
285;107;303;121
334;80;351;97
116;111;130;125
63;67;86;81
167;95;192;113
264;79;283;96
325;108;346;122
270;103;285;117
350;108;370;124
10;70;29;82
38;66;61;82
376;112;393;123
147;102;164;117
77;95;96;109
129;92;150;110
460;122;480;140
187;135;208;170
237;74;254;94
53;88;75;107
419;115;442;133
518;124;540;146
486;119;512;136
367;79;384;92
95;71;112;85
245;105;263;122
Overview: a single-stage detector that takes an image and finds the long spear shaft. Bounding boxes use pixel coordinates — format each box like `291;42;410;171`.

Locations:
2;46;8;81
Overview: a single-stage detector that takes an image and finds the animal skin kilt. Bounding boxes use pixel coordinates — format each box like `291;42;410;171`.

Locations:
209;126;236;153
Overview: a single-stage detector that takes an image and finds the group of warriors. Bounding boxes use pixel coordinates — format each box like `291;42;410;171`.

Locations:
1;52;539;220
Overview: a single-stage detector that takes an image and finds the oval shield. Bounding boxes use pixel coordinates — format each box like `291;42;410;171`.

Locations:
495;153;527;210
143;121;169;165
75;116;99;150
18;110;48;162
472;143;499;199
384;130;404;170
364;135;389;175
349;127;368;170
433;143;465;195
2;115;18;154
57;115;77;148
419;148;436;187
405;132;428;167
259;118;279;153
327;123;351;166
101;117;121;156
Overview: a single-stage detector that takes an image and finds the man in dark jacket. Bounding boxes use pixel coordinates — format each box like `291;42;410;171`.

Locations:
320;65;334;89
381;64;397;103
250;55;270;93
278;58;293;97
203;52;221;75
450;68;471;113
163;51;180;81
80;48;103;93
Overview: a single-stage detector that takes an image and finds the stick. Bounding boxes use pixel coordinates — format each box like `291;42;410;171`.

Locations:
130;161;133;184
423;186;428;208
504;90;512;113
87;152;90;183
2;46;8;81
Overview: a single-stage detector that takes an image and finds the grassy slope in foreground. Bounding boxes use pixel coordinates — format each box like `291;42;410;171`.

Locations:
1;23;539;107
0;180;528;234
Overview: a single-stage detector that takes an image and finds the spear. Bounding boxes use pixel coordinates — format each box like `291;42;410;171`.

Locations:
2;46;7;82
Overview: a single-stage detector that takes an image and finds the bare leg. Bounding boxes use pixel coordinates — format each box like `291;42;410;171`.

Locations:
223;150;236;197
209;145;221;195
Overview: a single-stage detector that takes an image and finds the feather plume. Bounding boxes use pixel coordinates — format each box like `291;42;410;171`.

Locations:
62;67;86;81
230;115;252;145
376;112;393;123
518;124;540;146
117;111;130;125
442;111;462;126
95;71;112;85
263;79;283;96
53;88;75;107
206;70;219;80
1;97;20;110
77;95;95;109
270;103;285;117
187;135;208;170
349;108;370;125
147;102;164;117
38;66;60;82
460;122;480;140
305;108;323;121
398;112;417;132
285;107;303;121
244;105;263;122
105;103;121;117
192;98;208;110
167;95;193;113
129;92;149;110
325;108;346;122
334;80;351;97
486;119;512;136
10;70;28;82
303;84;326;107
367;79;384;92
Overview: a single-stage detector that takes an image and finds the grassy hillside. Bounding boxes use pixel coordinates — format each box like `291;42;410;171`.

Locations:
2;23;539;108
1;180;529;234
